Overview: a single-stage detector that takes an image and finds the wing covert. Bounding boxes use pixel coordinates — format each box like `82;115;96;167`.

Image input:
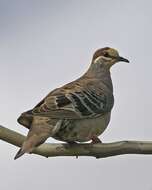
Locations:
31;80;114;119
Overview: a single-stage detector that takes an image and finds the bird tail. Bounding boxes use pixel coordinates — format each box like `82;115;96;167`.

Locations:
14;135;38;160
14;129;50;160
14;148;26;160
17;111;33;129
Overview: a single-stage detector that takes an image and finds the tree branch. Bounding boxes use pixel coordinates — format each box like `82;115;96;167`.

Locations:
1;125;152;159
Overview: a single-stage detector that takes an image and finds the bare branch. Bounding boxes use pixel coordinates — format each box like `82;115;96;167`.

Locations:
1;125;152;159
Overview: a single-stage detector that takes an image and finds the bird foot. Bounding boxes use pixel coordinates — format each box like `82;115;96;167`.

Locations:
67;141;78;145
91;136;102;144
67;142;79;158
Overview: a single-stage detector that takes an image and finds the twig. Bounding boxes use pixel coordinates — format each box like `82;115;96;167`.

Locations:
1;125;152;159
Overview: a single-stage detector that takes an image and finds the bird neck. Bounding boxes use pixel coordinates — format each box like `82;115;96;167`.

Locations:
85;62;113;91
86;61;111;77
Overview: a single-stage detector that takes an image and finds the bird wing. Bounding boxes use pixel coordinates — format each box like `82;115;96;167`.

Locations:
30;78;114;119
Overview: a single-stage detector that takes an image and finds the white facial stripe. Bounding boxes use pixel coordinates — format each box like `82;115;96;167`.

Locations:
94;56;112;64
103;56;112;61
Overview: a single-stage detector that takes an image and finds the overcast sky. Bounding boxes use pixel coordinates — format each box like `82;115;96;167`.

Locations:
0;0;152;190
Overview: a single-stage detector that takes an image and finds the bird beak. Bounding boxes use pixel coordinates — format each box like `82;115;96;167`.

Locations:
118;56;129;63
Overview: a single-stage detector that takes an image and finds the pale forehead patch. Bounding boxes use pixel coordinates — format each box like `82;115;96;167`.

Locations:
107;48;119;57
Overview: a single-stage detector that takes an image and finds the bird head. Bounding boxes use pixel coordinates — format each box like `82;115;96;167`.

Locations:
92;47;129;68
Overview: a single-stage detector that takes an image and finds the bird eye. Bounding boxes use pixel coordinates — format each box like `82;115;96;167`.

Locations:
103;52;109;57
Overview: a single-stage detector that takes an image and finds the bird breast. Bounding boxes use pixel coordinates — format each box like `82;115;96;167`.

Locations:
53;112;111;142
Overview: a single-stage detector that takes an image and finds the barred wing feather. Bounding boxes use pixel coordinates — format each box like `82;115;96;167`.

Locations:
31;81;114;119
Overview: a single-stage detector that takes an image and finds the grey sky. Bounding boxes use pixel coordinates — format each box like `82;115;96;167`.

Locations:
0;0;152;189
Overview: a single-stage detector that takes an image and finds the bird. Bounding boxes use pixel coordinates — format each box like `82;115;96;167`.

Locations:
14;47;129;159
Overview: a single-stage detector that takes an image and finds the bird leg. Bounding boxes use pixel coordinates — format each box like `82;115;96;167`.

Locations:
67;141;79;158
91;135;102;144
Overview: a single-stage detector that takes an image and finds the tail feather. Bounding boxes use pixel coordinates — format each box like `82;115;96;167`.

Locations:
17;111;33;129
14;138;35;160
14;121;53;160
14;148;26;160
14;132;50;160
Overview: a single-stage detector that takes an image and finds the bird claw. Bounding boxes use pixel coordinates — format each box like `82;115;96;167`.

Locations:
68;141;78;145
91;136;102;144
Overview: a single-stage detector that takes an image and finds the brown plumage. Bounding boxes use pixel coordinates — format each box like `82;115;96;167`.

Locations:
14;47;129;159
